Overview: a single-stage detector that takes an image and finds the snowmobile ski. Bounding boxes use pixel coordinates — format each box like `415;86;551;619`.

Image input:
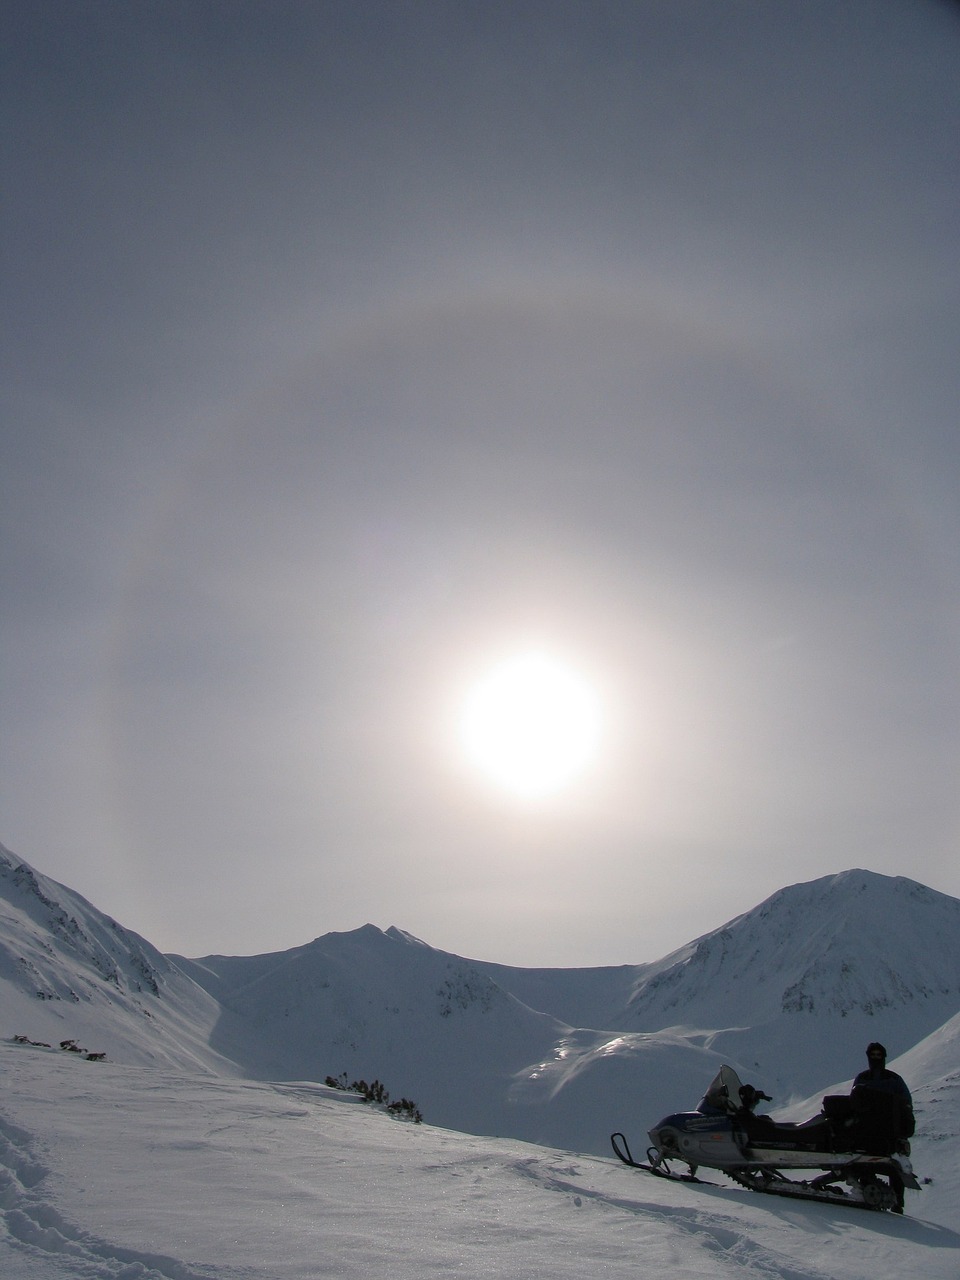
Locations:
610;1132;714;1184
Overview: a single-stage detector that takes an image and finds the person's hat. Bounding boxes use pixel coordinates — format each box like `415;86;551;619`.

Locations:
866;1042;887;1058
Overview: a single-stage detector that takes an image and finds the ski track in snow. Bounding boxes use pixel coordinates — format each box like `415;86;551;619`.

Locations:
516;1155;836;1280
0;1110;225;1280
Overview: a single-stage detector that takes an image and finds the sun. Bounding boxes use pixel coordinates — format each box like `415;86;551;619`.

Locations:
456;649;603;801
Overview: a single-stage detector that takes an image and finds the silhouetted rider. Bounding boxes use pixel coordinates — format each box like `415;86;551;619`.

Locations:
850;1042;914;1212
851;1041;914;1140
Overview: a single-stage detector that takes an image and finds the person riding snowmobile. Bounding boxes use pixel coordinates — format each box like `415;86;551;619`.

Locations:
628;1061;922;1213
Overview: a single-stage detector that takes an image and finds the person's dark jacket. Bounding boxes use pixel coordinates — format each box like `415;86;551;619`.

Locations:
853;1065;912;1103
850;1066;914;1145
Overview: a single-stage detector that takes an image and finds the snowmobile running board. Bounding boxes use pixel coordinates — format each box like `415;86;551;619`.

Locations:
610;1133;902;1212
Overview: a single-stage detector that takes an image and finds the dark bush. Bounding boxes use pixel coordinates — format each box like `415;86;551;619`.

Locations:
324;1071;421;1122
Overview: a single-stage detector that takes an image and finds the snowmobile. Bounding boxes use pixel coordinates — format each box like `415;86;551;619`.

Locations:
611;1064;920;1213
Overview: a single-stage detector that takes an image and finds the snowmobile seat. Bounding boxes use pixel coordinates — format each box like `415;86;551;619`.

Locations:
742;1114;834;1150
814;1089;913;1156
823;1094;854;1122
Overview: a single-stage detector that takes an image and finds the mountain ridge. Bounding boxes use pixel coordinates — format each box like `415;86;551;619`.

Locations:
2;840;958;1155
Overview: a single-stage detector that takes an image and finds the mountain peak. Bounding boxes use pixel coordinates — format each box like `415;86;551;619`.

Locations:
384;926;429;947
621;868;960;1084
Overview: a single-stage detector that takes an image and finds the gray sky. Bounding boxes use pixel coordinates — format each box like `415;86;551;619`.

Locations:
3;0;959;967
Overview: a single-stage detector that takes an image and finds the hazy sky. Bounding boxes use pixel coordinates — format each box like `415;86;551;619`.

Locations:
3;0;959;967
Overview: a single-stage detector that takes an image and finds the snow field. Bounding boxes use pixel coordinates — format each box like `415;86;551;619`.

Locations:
2;1042;958;1280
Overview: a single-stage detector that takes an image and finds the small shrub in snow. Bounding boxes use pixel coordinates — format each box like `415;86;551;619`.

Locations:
325;1072;422;1122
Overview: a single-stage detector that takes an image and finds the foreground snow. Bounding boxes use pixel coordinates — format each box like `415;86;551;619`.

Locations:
2;1042;958;1280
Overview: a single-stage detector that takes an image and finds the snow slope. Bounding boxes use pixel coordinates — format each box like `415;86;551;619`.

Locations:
2;1039;958;1280
172;922;740;1153
470;870;960;1096
0;845;239;1075
175;921;579;1141
2;840;959;1220
612;870;960;1099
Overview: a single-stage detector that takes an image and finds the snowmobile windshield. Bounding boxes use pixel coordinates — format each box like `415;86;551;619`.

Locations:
697;1065;745;1115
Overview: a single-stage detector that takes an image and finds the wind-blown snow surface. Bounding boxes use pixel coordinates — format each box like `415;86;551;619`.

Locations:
2;1040;959;1280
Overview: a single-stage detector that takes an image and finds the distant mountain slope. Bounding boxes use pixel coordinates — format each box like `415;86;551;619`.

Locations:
0;843;236;1073
612;870;960;1098
461;954;645;1030
462;870;960;1105
174;923;585;1141
175;870;960;1146
624;870;960;1026
473;871;960;1034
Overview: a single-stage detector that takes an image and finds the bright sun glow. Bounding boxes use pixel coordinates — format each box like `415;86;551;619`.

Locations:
457;650;603;800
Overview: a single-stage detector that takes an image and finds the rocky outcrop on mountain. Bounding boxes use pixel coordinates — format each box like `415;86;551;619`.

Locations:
0;850;167;1004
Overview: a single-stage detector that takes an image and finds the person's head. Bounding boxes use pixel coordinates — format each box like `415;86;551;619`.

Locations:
866;1042;887;1066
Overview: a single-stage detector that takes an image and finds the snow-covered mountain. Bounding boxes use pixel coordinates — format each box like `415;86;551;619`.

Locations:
0;844;237;1074
595;869;960;1100
2;841;959;1163
174;922;580;1142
